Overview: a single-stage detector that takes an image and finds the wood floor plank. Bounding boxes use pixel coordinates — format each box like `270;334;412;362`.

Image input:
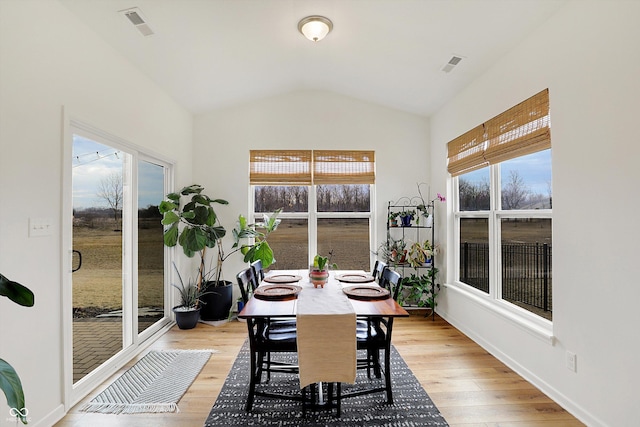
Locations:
55;314;584;426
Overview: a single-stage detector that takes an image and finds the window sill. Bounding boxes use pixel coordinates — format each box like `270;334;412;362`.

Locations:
443;282;555;345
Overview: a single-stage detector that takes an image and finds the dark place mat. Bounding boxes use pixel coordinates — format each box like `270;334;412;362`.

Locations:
254;284;302;301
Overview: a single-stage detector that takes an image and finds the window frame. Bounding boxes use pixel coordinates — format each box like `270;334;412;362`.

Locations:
250;183;375;269
453;160;553;337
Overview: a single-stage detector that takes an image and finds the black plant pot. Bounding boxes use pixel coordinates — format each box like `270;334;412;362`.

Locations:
199;280;233;321
173;306;200;330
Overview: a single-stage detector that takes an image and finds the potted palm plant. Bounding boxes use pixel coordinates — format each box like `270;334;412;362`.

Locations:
1;273;34;425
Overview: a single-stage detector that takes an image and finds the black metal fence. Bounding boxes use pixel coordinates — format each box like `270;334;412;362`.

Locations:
460;242;552;314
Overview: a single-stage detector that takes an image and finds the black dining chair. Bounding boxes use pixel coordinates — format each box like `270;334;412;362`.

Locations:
379;267;402;301
371;260;387;282
244;315;299;411
237;268;300;411
355;267;402;403
250;259;265;283
249;260;297;337
237;267;258;304
356;260;388;378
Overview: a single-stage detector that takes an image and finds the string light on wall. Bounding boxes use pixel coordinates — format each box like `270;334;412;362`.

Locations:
72;150;121;168
298;15;333;42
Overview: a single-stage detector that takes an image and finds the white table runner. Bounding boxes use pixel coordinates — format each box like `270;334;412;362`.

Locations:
295;270;356;389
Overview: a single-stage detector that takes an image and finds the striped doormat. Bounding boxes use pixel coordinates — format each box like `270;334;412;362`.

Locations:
82;349;215;414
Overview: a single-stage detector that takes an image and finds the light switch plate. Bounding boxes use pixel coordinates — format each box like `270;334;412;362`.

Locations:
29;217;53;237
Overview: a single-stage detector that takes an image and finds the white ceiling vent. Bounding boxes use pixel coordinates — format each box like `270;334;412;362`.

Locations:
441;55;463;73
119;7;154;37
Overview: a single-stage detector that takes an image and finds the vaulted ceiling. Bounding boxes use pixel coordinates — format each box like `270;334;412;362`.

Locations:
59;0;566;116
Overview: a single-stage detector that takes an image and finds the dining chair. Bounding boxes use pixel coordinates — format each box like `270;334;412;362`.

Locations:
236;267;297;384
379;267;402;301
250;259;264;283
371;260;387;282
356;267;403;403
237;267;258;303
244;312;299;411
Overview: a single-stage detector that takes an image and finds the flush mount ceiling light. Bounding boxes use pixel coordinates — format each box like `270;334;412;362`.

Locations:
298;15;333;42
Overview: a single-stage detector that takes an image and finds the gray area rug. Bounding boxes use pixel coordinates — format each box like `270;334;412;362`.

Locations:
205;341;448;426
82;349;214;414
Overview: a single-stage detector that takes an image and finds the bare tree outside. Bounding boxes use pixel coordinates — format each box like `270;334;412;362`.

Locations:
459;177;490;211
502;170;530;209
96;171;123;227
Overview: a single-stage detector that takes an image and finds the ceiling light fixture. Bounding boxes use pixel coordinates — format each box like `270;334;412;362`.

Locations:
298;15;333;42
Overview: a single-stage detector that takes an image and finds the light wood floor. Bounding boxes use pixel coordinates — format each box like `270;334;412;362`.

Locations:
56;314;584;427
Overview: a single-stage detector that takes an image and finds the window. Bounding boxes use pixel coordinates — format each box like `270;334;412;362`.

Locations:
449;90;553;321
250;150;374;270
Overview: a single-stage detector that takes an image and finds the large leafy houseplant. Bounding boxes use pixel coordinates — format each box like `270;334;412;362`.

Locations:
232;209;282;268
160;185;283;320
1;273;34;425
159;184;229;295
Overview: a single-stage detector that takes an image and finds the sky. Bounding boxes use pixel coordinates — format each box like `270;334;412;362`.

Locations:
72;136;164;209
463;149;552;197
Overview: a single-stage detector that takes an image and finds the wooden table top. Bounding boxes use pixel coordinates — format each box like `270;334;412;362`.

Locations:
239;270;409;319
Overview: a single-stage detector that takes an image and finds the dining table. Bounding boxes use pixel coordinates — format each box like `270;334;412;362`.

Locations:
238;269;409;411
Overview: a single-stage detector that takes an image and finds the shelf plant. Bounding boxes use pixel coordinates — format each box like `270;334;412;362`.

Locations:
399;269;440;309
398;209;416;227
407;240;434;268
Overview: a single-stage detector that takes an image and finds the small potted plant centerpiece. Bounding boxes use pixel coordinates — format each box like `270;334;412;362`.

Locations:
309;252;337;288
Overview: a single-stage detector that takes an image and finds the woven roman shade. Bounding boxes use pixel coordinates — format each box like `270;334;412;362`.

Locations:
484;89;551;164
447;89;550;176
250;150;312;185
313;150;375;184
446;124;489;176
250;150;375;185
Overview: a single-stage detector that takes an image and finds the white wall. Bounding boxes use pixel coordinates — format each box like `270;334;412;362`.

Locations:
0;1;192;425
193;90;430;287
430;1;640;426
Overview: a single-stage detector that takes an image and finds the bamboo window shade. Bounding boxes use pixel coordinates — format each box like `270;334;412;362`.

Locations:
250;150;375;185
250;150;312;185
313;150;375;184
447;89;551;176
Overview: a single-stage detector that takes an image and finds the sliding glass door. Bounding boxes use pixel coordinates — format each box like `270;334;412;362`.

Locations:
65;119;171;405
137;159;166;336
71;136;125;383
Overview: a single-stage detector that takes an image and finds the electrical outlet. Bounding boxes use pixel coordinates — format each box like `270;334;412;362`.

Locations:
566;351;577;372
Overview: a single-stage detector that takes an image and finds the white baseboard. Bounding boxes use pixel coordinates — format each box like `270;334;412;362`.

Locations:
438;307;608;427
30;403;65;427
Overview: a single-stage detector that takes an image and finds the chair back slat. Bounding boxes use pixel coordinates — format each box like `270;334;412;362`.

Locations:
251;259;264;283
372;260;387;282
237;267;259;303
379;268;402;300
